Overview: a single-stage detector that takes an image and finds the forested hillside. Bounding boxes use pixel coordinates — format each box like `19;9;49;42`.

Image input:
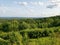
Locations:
0;16;60;45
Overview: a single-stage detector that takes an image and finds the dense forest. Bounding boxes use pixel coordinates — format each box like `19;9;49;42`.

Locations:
0;16;60;45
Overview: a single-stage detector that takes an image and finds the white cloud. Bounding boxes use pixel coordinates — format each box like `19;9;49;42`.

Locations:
0;6;22;17
38;2;44;5
50;0;60;3
0;6;59;17
18;2;28;6
0;7;35;17
28;9;34;12
57;3;60;7
0;6;8;14
47;0;60;8
14;1;28;6
30;2;44;6
30;2;38;5
47;4;57;8
15;1;44;6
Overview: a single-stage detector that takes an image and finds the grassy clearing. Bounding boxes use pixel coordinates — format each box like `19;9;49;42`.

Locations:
24;36;60;45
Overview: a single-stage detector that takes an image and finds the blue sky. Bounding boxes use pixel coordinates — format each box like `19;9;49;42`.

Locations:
0;0;60;17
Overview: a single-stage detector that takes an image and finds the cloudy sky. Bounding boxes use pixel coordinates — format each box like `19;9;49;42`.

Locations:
0;0;60;17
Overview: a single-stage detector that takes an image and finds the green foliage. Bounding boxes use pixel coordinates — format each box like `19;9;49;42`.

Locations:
19;22;30;30
9;19;19;31
0;38;10;45
2;22;10;32
0;16;60;45
0;32;23;45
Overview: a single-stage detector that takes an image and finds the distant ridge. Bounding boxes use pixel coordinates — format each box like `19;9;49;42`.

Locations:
0;15;60;19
